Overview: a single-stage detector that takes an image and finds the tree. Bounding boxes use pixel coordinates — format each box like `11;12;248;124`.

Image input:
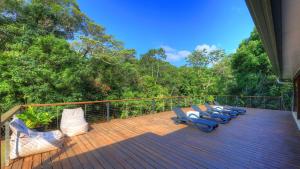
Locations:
140;48;167;84
0;35;94;112
0;0;134;112
186;48;225;68
230;29;292;96
212;56;234;95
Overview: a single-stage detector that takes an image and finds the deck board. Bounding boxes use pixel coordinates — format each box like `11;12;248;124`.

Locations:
21;156;32;169
101;123;186;169
49;149;62;169
72;136;103;169
31;154;41;169
63;138;83;169
6;108;300;169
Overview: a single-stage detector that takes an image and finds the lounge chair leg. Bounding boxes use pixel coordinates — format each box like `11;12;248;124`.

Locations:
196;124;213;132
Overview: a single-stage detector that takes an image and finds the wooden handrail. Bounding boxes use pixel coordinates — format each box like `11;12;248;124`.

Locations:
212;95;281;98
1;95;283;125
0;105;23;125
27;96;190;107
27;95;282;107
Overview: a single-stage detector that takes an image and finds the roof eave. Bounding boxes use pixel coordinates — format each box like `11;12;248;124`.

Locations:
245;0;285;80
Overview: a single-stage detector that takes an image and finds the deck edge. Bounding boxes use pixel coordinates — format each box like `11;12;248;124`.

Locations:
292;111;300;130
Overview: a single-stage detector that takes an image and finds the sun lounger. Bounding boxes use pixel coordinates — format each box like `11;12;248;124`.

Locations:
191;105;230;124
205;103;239;118
214;101;246;115
172;107;218;132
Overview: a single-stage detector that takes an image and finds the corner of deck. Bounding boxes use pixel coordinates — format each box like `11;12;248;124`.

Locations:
292;111;300;130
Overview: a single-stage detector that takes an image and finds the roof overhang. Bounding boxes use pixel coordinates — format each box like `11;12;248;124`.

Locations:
246;0;300;81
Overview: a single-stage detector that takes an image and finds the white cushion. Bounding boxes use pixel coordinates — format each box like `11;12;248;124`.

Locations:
186;111;200;119
212;105;224;110
60;107;88;136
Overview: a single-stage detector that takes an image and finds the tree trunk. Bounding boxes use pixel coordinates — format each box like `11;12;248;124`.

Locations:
155;63;160;85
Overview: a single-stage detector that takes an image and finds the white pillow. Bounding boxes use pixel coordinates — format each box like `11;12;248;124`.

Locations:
186;111;200;118
60;107;88;136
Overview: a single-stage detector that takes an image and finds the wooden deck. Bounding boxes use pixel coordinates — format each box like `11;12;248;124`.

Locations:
4;108;300;169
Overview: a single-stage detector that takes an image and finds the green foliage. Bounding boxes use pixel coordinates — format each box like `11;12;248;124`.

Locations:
186;48;225;68
212;57;235;94
17;106;55;128
0;0;292;116
0;35;93;108
230;29;292;96
206;95;215;103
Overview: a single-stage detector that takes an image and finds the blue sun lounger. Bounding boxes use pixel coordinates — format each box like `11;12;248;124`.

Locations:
204;103;239;118
191;105;231;124
214;101;246;115
172;107;218;132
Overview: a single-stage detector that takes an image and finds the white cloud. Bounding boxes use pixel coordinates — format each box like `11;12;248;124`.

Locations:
161;45;176;53
195;44;217;53
161;44;219;64
161;45;191;62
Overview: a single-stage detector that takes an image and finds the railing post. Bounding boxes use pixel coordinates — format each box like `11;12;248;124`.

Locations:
280;96;283;110
4;121;10;166
56;108;59;129
282;96;284;110
84;104;87;117
250;97;252;108
106;102;110;121
264;96;266;109
184;97;187;107
170;98;173;110
179;97;182;106
152;99;156;113
162;99;165;112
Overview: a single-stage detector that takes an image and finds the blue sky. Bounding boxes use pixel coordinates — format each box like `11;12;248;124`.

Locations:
77;0;254;66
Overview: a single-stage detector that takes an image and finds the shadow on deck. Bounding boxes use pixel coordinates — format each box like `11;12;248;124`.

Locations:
5;108;300;169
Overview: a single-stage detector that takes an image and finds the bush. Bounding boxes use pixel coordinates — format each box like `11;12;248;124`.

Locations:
17;106;55;129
